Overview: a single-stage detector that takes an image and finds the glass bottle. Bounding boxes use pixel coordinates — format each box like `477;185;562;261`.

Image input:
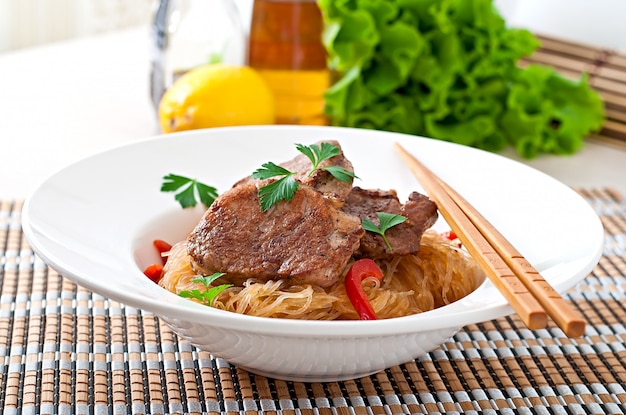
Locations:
248;0;329;125
150;0;246;110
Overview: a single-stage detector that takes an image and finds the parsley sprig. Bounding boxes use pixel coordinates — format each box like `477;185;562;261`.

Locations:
161;174;219;209
178;273;232;306
362;212;408;250
251;142;357;211
252;162;298;211
295;143;341;177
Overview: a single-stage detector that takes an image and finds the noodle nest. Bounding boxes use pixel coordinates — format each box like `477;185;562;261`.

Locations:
159;230;484;320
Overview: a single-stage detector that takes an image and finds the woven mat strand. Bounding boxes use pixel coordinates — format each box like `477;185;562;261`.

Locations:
0;188;625;415
524;34;626;148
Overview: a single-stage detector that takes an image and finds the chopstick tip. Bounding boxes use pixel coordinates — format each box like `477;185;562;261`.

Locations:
393;142;406;153
527;311;549;331
564;320;586;338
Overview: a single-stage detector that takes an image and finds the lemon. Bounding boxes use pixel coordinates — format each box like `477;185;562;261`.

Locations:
158;64;275;133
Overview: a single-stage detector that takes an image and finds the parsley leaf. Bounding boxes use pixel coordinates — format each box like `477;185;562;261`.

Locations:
252;162;299;211
322;165;357;182
362;212;408;250
296;142;357;182
161;174;218;208
296;142;340;175
178;272;232;306
257;175;298;212
251;143;357;211
252;162;294;180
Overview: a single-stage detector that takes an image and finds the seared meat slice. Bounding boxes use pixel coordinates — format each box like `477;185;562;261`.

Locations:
187;182;364;288
280;140;354;203
233;140;354;206
342;187;438;259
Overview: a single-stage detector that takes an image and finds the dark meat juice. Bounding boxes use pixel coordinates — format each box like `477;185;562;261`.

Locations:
248;0;329;125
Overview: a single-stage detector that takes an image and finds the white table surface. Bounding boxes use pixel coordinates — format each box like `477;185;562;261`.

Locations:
1;27;625;200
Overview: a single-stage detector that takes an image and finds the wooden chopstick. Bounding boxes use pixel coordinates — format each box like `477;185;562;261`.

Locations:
394;143;548;330
394;143;586;337
432;166;587;337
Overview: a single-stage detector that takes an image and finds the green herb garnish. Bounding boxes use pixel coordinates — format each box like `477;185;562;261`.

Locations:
252;162;299;211
251;142;357;211
362;212;407;250
161;174;219;208
178;273;232;306
295;142;342;176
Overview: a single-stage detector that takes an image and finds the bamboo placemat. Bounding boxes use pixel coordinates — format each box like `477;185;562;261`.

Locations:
0;188;624;415
524;34;626;148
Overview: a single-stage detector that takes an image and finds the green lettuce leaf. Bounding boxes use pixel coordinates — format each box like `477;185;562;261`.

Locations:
319;0;605;158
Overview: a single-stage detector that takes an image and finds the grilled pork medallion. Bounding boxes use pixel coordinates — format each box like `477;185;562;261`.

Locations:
187;141;438;288
342;187;438;260
233;139;354;206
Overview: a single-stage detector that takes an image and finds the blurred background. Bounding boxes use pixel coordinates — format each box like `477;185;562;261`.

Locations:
0;0;250;54
0;0;624;197
0;0;153;53
1;0;625;55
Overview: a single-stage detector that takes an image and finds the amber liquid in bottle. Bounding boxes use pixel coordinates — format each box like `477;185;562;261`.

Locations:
248;0;329;125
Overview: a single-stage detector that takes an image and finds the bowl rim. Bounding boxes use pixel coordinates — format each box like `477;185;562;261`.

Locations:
22;125;605;338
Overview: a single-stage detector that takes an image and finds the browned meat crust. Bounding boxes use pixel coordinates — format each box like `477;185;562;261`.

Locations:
342;187;438;259
186;140;438;288
187;182;364;288
232;140;353;207
279;140;354;204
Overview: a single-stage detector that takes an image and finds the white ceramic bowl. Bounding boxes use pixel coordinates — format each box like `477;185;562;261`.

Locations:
22;126;603;382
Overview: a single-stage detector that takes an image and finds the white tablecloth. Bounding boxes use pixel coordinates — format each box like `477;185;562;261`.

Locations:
0;28;156;198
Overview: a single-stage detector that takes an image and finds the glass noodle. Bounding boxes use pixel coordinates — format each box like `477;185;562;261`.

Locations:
159;230;484;320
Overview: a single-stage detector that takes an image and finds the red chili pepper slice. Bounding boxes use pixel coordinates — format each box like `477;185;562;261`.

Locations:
345;259;383;320
153;239;173;264
441;230;462;248
144;263;164;283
